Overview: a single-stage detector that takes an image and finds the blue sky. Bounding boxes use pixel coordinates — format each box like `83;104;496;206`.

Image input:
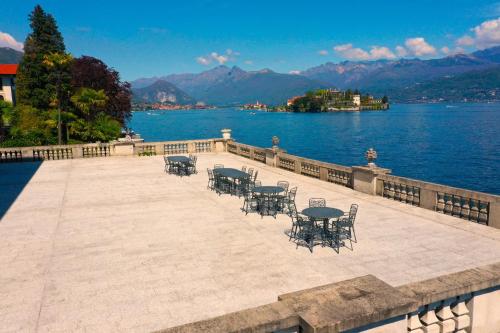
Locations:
1;0;500;80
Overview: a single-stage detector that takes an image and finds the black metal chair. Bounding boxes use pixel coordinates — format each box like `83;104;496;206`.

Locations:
247;168;254;178
309;198;326;207
207;168;215;190
283;187;297;215
164;157;171;174
252;170;259;185
288;206;316;252
188;155;197;174
337;204;359;244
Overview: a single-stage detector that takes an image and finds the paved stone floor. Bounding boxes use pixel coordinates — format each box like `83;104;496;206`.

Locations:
1;153;500;332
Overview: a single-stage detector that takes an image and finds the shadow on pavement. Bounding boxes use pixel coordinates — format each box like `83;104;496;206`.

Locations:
0;161;43;219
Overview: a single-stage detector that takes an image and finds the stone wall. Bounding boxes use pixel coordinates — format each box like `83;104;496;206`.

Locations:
156;263;500;333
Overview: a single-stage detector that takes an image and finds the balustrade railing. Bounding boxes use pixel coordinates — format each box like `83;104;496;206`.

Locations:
82;145;111;158
136;145;156;156
33;148;73;160
300;161;320;178
382;179;421;206
164;143;188;155
194;141;211;153
0;150;22;163
278;156;296;171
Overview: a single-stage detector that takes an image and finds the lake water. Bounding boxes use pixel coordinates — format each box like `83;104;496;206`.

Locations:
129;103;500;195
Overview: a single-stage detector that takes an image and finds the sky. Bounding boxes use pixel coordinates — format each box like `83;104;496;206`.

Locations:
1;0;500;81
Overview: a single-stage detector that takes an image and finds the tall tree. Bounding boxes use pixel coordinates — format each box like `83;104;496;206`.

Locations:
16;5;69;110
72;56;132;124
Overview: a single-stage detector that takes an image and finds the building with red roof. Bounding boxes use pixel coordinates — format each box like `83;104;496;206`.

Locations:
0;64;18;105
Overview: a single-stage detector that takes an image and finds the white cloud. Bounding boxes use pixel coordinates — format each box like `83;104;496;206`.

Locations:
333;44;395;60
0;31;23;51
196;49;239;66
210;52;228;64
289;70;301;75
441;46;465;55
318;50;329;56
456;35;475;46
404;37;437;57
196;56;211;65
470;17;500;48
395;45;408;57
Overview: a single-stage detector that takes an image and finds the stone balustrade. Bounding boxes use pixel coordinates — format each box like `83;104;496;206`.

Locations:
377;174;499;228
156;263;500;333
1;130;499;228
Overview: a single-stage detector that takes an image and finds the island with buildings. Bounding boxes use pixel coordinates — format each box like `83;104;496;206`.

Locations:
281;89;389;112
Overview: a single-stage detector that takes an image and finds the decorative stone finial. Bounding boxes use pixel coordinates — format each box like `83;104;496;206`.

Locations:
272;136;280;148
365;148;377;167
221;128;232;140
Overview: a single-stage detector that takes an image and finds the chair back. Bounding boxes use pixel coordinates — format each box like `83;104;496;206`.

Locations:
207;168;214;180
277;181;289;193
288;187;297;201
309;198;326;207
247;168;254;177
253;170;258;182
253;180;262;188
214;164;224;169
241;166;247;172
348;204;358;224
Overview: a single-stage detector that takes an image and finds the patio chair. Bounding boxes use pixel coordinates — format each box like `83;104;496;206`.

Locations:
207;168;215;190
247;168;254;178
277;181;289;194
309;198;326;207
164;156;171;174
214;164;224;169
242;182;260;214
241;166;247;172
188;155;198;174
337;204;358;243
288;206;315;252
252;170;259;184
283;187;297;215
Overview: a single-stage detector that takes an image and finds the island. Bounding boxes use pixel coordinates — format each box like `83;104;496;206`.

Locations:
274;89;389;112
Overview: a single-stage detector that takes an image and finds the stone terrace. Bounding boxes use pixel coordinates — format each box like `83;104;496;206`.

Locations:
1;153;500;332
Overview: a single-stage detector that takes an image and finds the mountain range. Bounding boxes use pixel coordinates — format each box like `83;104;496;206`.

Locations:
132;46;500;105
0;47;23;63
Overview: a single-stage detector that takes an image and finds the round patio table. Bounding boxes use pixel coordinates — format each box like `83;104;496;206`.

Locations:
167;156;191;164
213;168;249;180
213;168;249;195
253;186;285;217
301;207;344;250
167;156;191;176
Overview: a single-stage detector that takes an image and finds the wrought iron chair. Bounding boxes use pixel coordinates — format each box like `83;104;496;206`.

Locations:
337;204;359;244
288;206;315;252
283;187;298;215
164;157;171;174
276;181;290;213
241;166;247;172
309;198;326;207
247;168;254;178
277;181;289;194
207;168;215;190
252;170;259;184
242;184;259;215
188;155;198;174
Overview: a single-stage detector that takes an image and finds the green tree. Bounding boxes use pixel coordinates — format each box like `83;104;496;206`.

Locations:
16;5;67;110
43;52;73;144
382;95;389;104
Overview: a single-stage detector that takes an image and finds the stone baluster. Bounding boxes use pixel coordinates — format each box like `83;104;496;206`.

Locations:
478;202;489;224
461;200;470;220
469;200;479;221
453;197;462;216
436;193;445;212
408;311;424;333
435;299;456;332
407;187;414;204
401;185;408;202
451;296;471;332
444;195;453;214
419;303;441;332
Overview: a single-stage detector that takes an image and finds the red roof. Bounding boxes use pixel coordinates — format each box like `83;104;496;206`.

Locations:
0;64;18;75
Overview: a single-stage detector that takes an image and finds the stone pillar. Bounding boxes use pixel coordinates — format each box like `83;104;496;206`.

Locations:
264;136;285;167
352;148;391;195
221;128;232;140
113;142;134;156
489;202;500;229
352;166;392;195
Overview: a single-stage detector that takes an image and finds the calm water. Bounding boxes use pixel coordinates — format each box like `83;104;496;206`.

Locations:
129;103;500;195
